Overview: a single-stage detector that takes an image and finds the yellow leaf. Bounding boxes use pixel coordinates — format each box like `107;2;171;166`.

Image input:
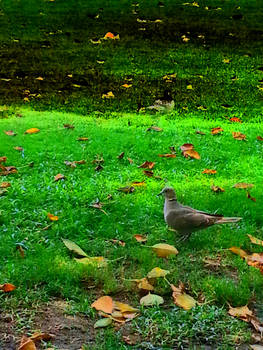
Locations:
247;234;263;246
183;149;200;160
228;305;252;321
75;256;107;268
187;84;193;90
24;128;40;134
229;247;248;259
137;278;154;291
47;213;59;221
35;77;44;81
233;183;254;189
151;243;178;258
122;84;132;88
147;267;170;278
173;293;197;310
102;91;115;99
114;301;139;313
62;238;88;257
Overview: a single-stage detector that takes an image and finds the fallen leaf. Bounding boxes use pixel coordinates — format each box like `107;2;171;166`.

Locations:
247;234;263;246
77;137;89;141
47;213;59;221
114;301;139;313
211;127;224;135
95;164;104;171
0;156;7;163
256;136;263;141
134;234;147;242
122;84;132;88
158;154;176;158
117;152;125;159
91;296;114;314
143;170;154;177
102;91;115;99
211;185;225;192
64;161;77;168
17;245;25;258
247;192;256;202
118;186;135;193
0;283;16;292
138;161;155;169
228;305;252;321
151;243;178;258
137;278;154;291
223;58;230;64
196;130;206;135
183;149;200;159
54;173;65;181
233;183;254;189
75;256;107;268
0;182;11;188
36;76;44;81
187;84;193;90
24;128;40;134
140;293;164;306
147;267;170;278
202;169;217;174
171;284;197;310
94;317;112;328
30;333;53;342
232;132;246;140
4;130;16;136
109;239;125;247
127;157;133;164
147;126;163;132
229;247;248;259
63;124;75;129
229;117;242;123
180;143;194;152
14;146;24;151
131;181;146;187
62;238;88;257
103;32;119;40
18;336;36;350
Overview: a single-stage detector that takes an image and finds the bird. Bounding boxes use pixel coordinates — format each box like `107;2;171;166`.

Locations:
158;187;242;241
147;90;174;113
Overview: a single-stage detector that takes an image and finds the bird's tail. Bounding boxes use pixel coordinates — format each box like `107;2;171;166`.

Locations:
215;217;242;224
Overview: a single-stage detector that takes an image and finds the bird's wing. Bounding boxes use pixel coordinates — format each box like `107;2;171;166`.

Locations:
181;204;223;218
165;209;217;232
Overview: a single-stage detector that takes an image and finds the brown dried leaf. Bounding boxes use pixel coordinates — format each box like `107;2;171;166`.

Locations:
0;156;7;163
77;137;89;141
18;336;36;350
63;124;74;129
229;117;242;123
14;146;24;151
138;161;155;169
196;130;206;135
143;170;154;177
158;154;176;158
233;183;254;189
247;192;256;202
211;185;225;192
202;169;217;174
54;173;65;181
118;186;135;193
4;130;16;136
0;182;11;188
147;126;163;132
91;296;114;314
228;305;252;321
117;152;125;159
127;157;133;164
180;143;194;152
232;132;246;140
256;136;263;141
109;239;125;247
134;234;147;242
95;164;104;171
183;149;200;159
211;127;224;135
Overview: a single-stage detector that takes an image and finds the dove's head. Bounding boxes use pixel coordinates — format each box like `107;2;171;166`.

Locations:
158;187;177;200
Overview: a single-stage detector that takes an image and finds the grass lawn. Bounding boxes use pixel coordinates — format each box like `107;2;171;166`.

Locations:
0;0;263;349
1;110;263;349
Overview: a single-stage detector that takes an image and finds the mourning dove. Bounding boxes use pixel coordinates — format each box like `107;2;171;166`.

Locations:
158;187;242;241
147;90;174;112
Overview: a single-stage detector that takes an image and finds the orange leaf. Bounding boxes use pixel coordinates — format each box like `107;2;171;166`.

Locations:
247;234;263;246
54;174;65;181
18;336;36;350
247;192;256;202
14;146;24;151
229;247;248;259
211;127;224;135
91;296;114;314
0;156;7;163
233;183;254;189
47;213;59;221
257;136;263;141
138;161;155;169
133;234;147;242
0;182;11;188
0;283;16;292
211;185;224;192
158;154;176;158
229;117;242;123
122;84;132;88
131;181;146;186
183;149;200;159
127;157;133;164
232;132;246;140
24;128;40;134
180;143;194;152
147;126;163;132
202;169;217;174
77;137;89;141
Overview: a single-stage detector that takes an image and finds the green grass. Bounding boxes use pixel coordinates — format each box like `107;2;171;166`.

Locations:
0;0;262;119
1;109;263;348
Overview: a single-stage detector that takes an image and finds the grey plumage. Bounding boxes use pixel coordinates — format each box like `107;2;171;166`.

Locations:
159;187;242;241
147;90;174;112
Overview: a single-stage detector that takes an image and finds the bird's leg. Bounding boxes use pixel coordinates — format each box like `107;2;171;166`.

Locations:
177;232;191;242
